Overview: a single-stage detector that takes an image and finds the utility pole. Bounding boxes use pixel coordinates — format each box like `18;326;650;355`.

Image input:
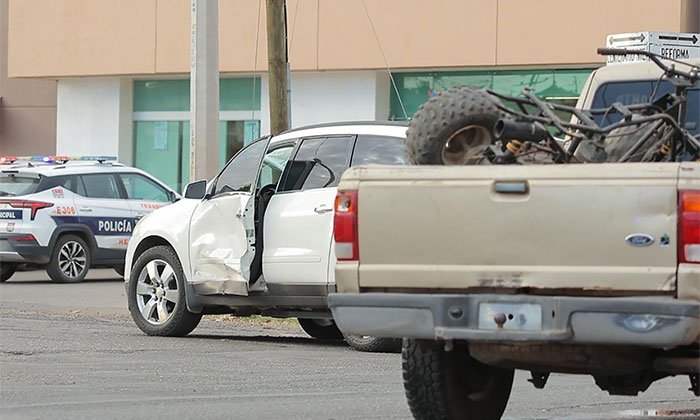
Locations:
681;0;699;32
266;0;289;135
190;0;220;182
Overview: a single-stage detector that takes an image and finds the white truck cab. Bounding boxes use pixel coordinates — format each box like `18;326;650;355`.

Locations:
124;122;409;351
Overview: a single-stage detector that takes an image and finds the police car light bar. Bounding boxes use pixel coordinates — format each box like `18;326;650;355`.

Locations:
0;155;117;164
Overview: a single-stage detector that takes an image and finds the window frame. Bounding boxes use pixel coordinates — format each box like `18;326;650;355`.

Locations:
210;136;272;198
349;134;410;167
276;134;357;194
117;172;172;202
77;173;125;200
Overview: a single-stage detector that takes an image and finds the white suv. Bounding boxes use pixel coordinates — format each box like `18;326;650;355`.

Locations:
124;122;409;352
0;157;178;282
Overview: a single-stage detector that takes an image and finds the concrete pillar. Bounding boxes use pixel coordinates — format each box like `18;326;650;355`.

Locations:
190;0;220;182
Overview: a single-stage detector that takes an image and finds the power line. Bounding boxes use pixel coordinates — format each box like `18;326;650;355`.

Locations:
360;0;408;120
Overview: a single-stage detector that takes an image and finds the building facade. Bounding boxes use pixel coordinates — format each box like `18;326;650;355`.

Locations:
0;0;57;155
5;0;693;191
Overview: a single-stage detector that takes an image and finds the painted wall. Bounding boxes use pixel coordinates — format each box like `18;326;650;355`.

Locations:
0;0;56;154
56;78;132;163
8;0;684;78
259;70;390;136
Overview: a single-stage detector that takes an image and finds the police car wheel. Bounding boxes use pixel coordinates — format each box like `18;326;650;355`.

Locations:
128;246;202;337
47;234;91;283
1;263;18;282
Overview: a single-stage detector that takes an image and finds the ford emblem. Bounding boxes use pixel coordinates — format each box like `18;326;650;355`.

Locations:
625;234;654;247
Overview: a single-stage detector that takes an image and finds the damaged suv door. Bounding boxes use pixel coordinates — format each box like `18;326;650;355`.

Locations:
188;138;270;296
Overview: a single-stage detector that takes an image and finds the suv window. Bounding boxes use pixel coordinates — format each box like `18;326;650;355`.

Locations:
79;174;121;199
119;173;170;202
214;139;268;195
279;136;354;192
351;135;410;166
0;174;40;196
257;145;294;189
41;175;78;193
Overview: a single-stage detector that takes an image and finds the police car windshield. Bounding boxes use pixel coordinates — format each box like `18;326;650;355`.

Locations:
0;174;41;196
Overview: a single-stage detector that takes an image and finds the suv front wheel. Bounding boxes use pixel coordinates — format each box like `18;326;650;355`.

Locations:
128;245;202;336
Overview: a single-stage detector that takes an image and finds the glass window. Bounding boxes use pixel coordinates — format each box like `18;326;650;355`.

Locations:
79;174;120;199
0;175;40;197
119;174;170;202
41;175;78;193
280;136;354;192
591;82;698;136
214;139;268;195
389;68;594;120
257;146;294;189
351;135;410;166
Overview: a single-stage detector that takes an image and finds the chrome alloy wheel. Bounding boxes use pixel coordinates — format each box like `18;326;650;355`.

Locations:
135;259;179;325
441;124;493;165
57;240;87;278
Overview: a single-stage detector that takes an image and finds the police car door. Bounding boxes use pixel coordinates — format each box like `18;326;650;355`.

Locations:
75;174;134;254
188;138;270;296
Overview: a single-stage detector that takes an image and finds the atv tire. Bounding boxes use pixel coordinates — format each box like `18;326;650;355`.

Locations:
406;86;508;165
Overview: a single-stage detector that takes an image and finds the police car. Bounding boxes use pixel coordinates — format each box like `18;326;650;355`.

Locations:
0;156;179;283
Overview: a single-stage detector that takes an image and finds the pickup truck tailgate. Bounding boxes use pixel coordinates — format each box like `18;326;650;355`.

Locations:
348;163;684;292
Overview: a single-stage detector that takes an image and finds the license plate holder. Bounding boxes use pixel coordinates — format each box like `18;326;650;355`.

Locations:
477;302;542;331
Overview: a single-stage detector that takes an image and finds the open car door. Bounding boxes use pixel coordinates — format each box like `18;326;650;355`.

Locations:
187;138;270;296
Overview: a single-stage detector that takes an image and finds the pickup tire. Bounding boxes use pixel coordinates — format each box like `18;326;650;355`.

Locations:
406;86;508;165
343;334;401;353
128;246;202;337
403;339;514;420
297;318;344;340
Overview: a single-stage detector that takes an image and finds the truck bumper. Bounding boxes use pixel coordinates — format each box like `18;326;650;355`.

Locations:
328;293;700;348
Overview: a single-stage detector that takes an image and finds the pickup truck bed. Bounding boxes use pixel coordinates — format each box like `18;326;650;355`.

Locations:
328;162;699;417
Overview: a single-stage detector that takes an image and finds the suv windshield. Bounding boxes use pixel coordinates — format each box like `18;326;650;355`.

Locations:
592;81;699;136
0;174;41;196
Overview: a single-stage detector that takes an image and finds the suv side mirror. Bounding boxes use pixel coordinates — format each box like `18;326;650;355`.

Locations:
183;179;207;199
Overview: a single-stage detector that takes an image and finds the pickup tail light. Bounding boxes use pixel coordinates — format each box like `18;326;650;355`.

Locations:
679;191;700;263
334;190;358;261
0;200;54;220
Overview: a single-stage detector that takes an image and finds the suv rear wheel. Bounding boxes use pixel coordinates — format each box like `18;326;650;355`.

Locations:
297;318;344;340
47;234;90;283
128;246;202;336
343;334;401;353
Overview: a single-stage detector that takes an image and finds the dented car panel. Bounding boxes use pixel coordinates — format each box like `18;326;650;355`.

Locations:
188;193;253;296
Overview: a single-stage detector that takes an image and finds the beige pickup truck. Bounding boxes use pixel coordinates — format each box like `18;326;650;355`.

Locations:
328;162;699;419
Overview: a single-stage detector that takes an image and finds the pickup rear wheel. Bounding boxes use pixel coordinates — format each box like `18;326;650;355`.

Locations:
406;86;508;165
128;246;202;337
403;339;514;420
343;334;401;353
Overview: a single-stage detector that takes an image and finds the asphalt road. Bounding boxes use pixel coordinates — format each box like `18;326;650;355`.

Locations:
1;270;698;420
